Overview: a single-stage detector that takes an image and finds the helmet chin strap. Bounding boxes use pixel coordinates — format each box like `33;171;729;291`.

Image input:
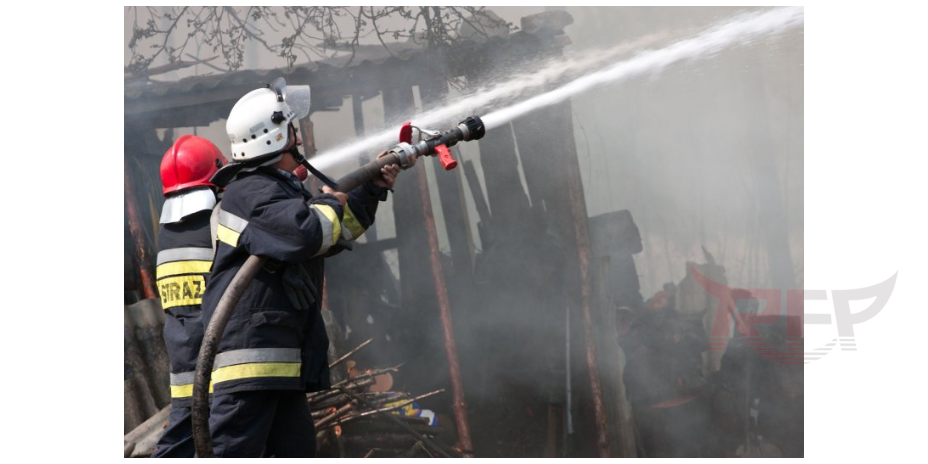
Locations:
288;145;340;191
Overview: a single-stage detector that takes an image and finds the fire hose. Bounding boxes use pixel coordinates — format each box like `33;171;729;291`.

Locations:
192;116;485;457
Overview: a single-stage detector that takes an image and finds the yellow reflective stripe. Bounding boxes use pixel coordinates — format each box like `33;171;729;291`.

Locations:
173;361;301;396
314;204;341;246
211;362;301;384
158;275;206;310
170;383;213;398
156;260;212;279
170;384;192;398
311;204;341;256
341;205;365;240
217;224;240;247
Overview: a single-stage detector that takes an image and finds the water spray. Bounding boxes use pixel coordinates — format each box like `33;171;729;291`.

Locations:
311;6;803;174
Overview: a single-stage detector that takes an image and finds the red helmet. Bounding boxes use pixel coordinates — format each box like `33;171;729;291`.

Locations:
160;134;226;195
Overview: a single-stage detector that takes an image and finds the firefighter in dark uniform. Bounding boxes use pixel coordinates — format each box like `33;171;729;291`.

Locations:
200;78;405;457
151;135;226;458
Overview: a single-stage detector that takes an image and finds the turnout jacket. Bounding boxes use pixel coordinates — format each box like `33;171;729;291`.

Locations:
201;167;384;395
156;208;215;407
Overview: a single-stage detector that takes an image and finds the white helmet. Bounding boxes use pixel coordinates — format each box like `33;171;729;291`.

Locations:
226;77;311;163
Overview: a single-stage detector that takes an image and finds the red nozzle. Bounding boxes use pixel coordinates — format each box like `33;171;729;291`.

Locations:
434;144;457;170
399;122;413;144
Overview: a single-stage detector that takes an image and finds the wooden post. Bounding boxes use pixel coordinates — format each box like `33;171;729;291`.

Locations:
416;161;474;454
418;76;475;279
125;162;158;300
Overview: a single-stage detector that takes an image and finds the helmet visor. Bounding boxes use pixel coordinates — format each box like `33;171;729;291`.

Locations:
269;77;312;121
285;85;311;121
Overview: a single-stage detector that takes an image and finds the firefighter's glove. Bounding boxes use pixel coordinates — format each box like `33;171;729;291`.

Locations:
282;263;317;311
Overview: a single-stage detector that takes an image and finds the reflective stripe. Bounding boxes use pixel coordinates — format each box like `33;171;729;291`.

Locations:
211;348;302;386
217;209;249;248
214;348;301;368
158;275;206;310
211;362;301;385
210;201;221;254
169;353;302;398
170;371;196;385
311;204;340;256
170;383;196;398
169;371;197;399
217;224;241;247
157;247;214;266
160;189;217;224
157;260;212;279
218;209;249;233
171;349;303;394
170;383;213;397
341;205;365;241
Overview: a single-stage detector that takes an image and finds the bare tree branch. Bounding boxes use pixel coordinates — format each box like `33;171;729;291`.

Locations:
224;6;277;54
126;6;516;80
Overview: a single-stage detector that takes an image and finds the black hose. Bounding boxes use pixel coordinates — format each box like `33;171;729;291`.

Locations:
334;152;402;193
192;254;268;458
